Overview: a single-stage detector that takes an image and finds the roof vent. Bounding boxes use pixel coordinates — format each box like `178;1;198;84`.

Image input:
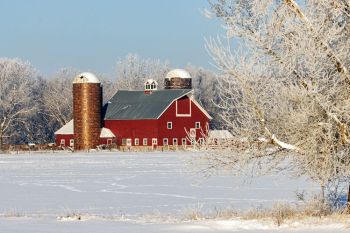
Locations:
144;79;158;94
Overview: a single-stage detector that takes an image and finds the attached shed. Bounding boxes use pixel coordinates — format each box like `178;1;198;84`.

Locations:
54;120;116;147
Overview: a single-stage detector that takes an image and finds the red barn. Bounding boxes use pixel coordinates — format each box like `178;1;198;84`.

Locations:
55;69;212;150
104;89;211;148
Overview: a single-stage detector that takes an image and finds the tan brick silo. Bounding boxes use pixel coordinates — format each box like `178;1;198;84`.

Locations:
73;72;102;150
164;69;192;89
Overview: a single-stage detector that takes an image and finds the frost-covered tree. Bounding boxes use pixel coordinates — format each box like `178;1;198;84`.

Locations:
204;0;350;204
0;58;40;149
43;68;78;127
115;53;170;90
186;65;222;129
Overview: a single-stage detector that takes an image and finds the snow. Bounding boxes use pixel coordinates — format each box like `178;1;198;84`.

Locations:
100;128;116;138
72;72;100;84
0;151;345;232
209;130;234;139
166;69;192;79
55;121;115;138
54;120;73;135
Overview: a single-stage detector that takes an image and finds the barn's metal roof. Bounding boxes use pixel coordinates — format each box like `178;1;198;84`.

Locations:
104;89;192;120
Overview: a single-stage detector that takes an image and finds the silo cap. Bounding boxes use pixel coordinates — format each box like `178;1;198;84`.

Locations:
73;72;100;84
165;69;191;80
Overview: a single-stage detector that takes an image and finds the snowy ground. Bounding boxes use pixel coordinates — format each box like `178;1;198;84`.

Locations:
0;151;348;232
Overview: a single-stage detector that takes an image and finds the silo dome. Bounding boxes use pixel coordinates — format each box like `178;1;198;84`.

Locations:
73;72;100;84
164;69;192;89
165;69;192;80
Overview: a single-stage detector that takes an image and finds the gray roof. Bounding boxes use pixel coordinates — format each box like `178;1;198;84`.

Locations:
104;89;192;120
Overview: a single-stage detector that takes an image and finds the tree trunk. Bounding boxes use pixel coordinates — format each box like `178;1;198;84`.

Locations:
321;184;325;204
0;131;3;152
347;184;350;213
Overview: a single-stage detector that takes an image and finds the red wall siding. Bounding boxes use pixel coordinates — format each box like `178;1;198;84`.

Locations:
158;97;209;146
55;134;73;147
99;137;116;145
176;96;191;115
104;120;158;146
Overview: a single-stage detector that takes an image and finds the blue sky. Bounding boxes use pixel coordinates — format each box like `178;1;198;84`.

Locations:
0;0;222;77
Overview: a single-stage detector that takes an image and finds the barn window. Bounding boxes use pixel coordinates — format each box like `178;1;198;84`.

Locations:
107;139;112;145
191;139;195;145
70;139;74;147
126;138;132;146
163;138;168;146
173;138;178;146
167;122;172;129
145;84;150;90
195;122;201;129
199;138;204;145
181;138;186;145
152;138;158;145
143;138;148;146
135;138;139;146
122;139;127;146
60;139;65;146
151;82;156;89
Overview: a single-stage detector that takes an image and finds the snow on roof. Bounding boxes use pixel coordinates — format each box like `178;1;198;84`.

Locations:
209;130;234;139
165;69;191;80
54;120;73;135
100;127;116;138
55;120;115;138
73;72;100;84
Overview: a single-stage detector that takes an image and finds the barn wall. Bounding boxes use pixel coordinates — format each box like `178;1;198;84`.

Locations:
104;120;158;146
158;98;209;146
99;137;116;145
55;134;74;147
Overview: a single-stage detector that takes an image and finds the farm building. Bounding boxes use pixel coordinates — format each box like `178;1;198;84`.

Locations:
55;69;212;150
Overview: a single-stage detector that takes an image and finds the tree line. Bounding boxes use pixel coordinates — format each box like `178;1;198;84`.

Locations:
0;54;222;149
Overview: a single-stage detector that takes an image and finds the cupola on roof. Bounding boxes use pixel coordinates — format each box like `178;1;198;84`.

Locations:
73;72;100;84
165;69;191;80
144;79;158;90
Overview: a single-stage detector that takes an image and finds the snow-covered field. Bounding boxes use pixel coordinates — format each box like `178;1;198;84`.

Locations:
0;151;348;232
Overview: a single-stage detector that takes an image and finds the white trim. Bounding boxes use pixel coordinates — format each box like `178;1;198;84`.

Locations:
107;139;112;145
190;128;196;138
163;138;168;146
175;98;191;117
122;138;127;145
143;138;148;146
181;138;187;145
60;139;65;146
69;139;74;147
126;138;132;147
167;121;173;129
173;138;178;145
135;138;139;146
152;138;158;145
156;90;193;119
